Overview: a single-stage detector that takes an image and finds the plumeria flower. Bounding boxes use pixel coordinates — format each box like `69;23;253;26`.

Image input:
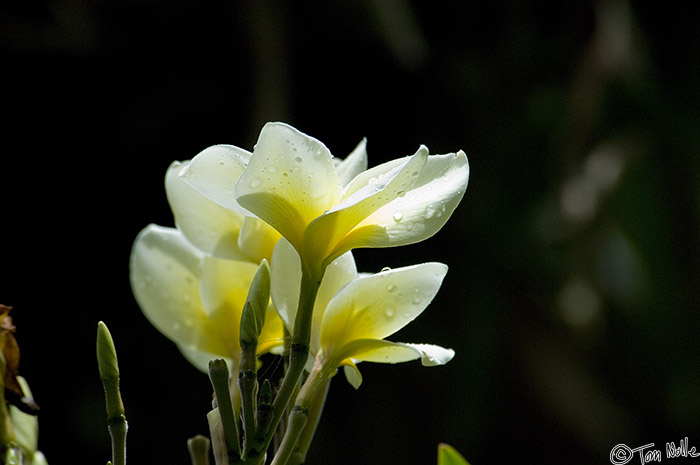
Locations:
271;239;454;388
130;225;285;371
181;122;469;277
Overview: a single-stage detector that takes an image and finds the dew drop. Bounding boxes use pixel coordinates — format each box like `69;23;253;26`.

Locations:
387;284;398;293
294;156;303;164
384;307;395;318
392;211;404;222
381;267;391;273
249;178;262;188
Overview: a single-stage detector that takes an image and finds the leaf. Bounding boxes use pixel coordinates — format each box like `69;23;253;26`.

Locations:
438;443;471;465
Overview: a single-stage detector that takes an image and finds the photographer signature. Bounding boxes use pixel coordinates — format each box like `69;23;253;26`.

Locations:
610;438;699;464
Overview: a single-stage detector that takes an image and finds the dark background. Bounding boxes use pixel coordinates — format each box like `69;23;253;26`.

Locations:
3;1;700;464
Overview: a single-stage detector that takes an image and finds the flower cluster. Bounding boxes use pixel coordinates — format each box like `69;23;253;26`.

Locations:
129;122;469;463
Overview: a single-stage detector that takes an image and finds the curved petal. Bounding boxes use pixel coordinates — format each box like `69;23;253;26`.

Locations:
343;362;363;389
335;138;368;188
129;225;228;356
333;341;454;385
235;122;341;250
304;146;428;265
320;263;448;354
176;344;232;373
270;238;302;331
177;144;251;213
237;215;282;263
344;151;469;249
334;338;421;365
166;161;247;260
400;343;455;366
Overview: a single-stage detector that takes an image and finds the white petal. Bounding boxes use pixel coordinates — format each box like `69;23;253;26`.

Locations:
399;343;455;366
199;256;260;348
176;344;230;373
129;225;228;356
303;146;428;264
320;262;448;353
335;138;368;188
235;122;340;250
178;144;251;213
270;238;302;331
166;160;247;260
334;340;454;369
237;215;282;263
343;364;363;389
354;150;469;247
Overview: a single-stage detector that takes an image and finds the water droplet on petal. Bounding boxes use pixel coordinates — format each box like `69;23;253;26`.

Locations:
249;178;261;188
387;284;398;293
384;307;395;318
294;156;303;164
381;267;391;273
392;211;403;222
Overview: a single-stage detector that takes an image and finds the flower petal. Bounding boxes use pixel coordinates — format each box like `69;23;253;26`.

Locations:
166;160;247;260
320;262;448;354
399;343;455;366
339;150;469;250
129;225;229;356
270;238;301;330
235;122;340;250
335;338;421;365
199;256;262;357
177;144;251;213
343;364;363;389
176;344;231;373
332;341;454;385
304;146;428;264
237;215;282;263
258;306;286;355
335;138;368;188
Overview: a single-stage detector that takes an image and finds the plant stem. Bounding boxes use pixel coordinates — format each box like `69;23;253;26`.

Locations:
288;375;331;465
249;265;324;465
208;360;242;461
239;347;258;458
269;360;332;465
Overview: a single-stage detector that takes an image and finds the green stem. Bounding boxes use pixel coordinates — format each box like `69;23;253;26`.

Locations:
249;265;324;465
208;360;242;461
239;344;258;458
289;375;331;465
269;361;332;465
